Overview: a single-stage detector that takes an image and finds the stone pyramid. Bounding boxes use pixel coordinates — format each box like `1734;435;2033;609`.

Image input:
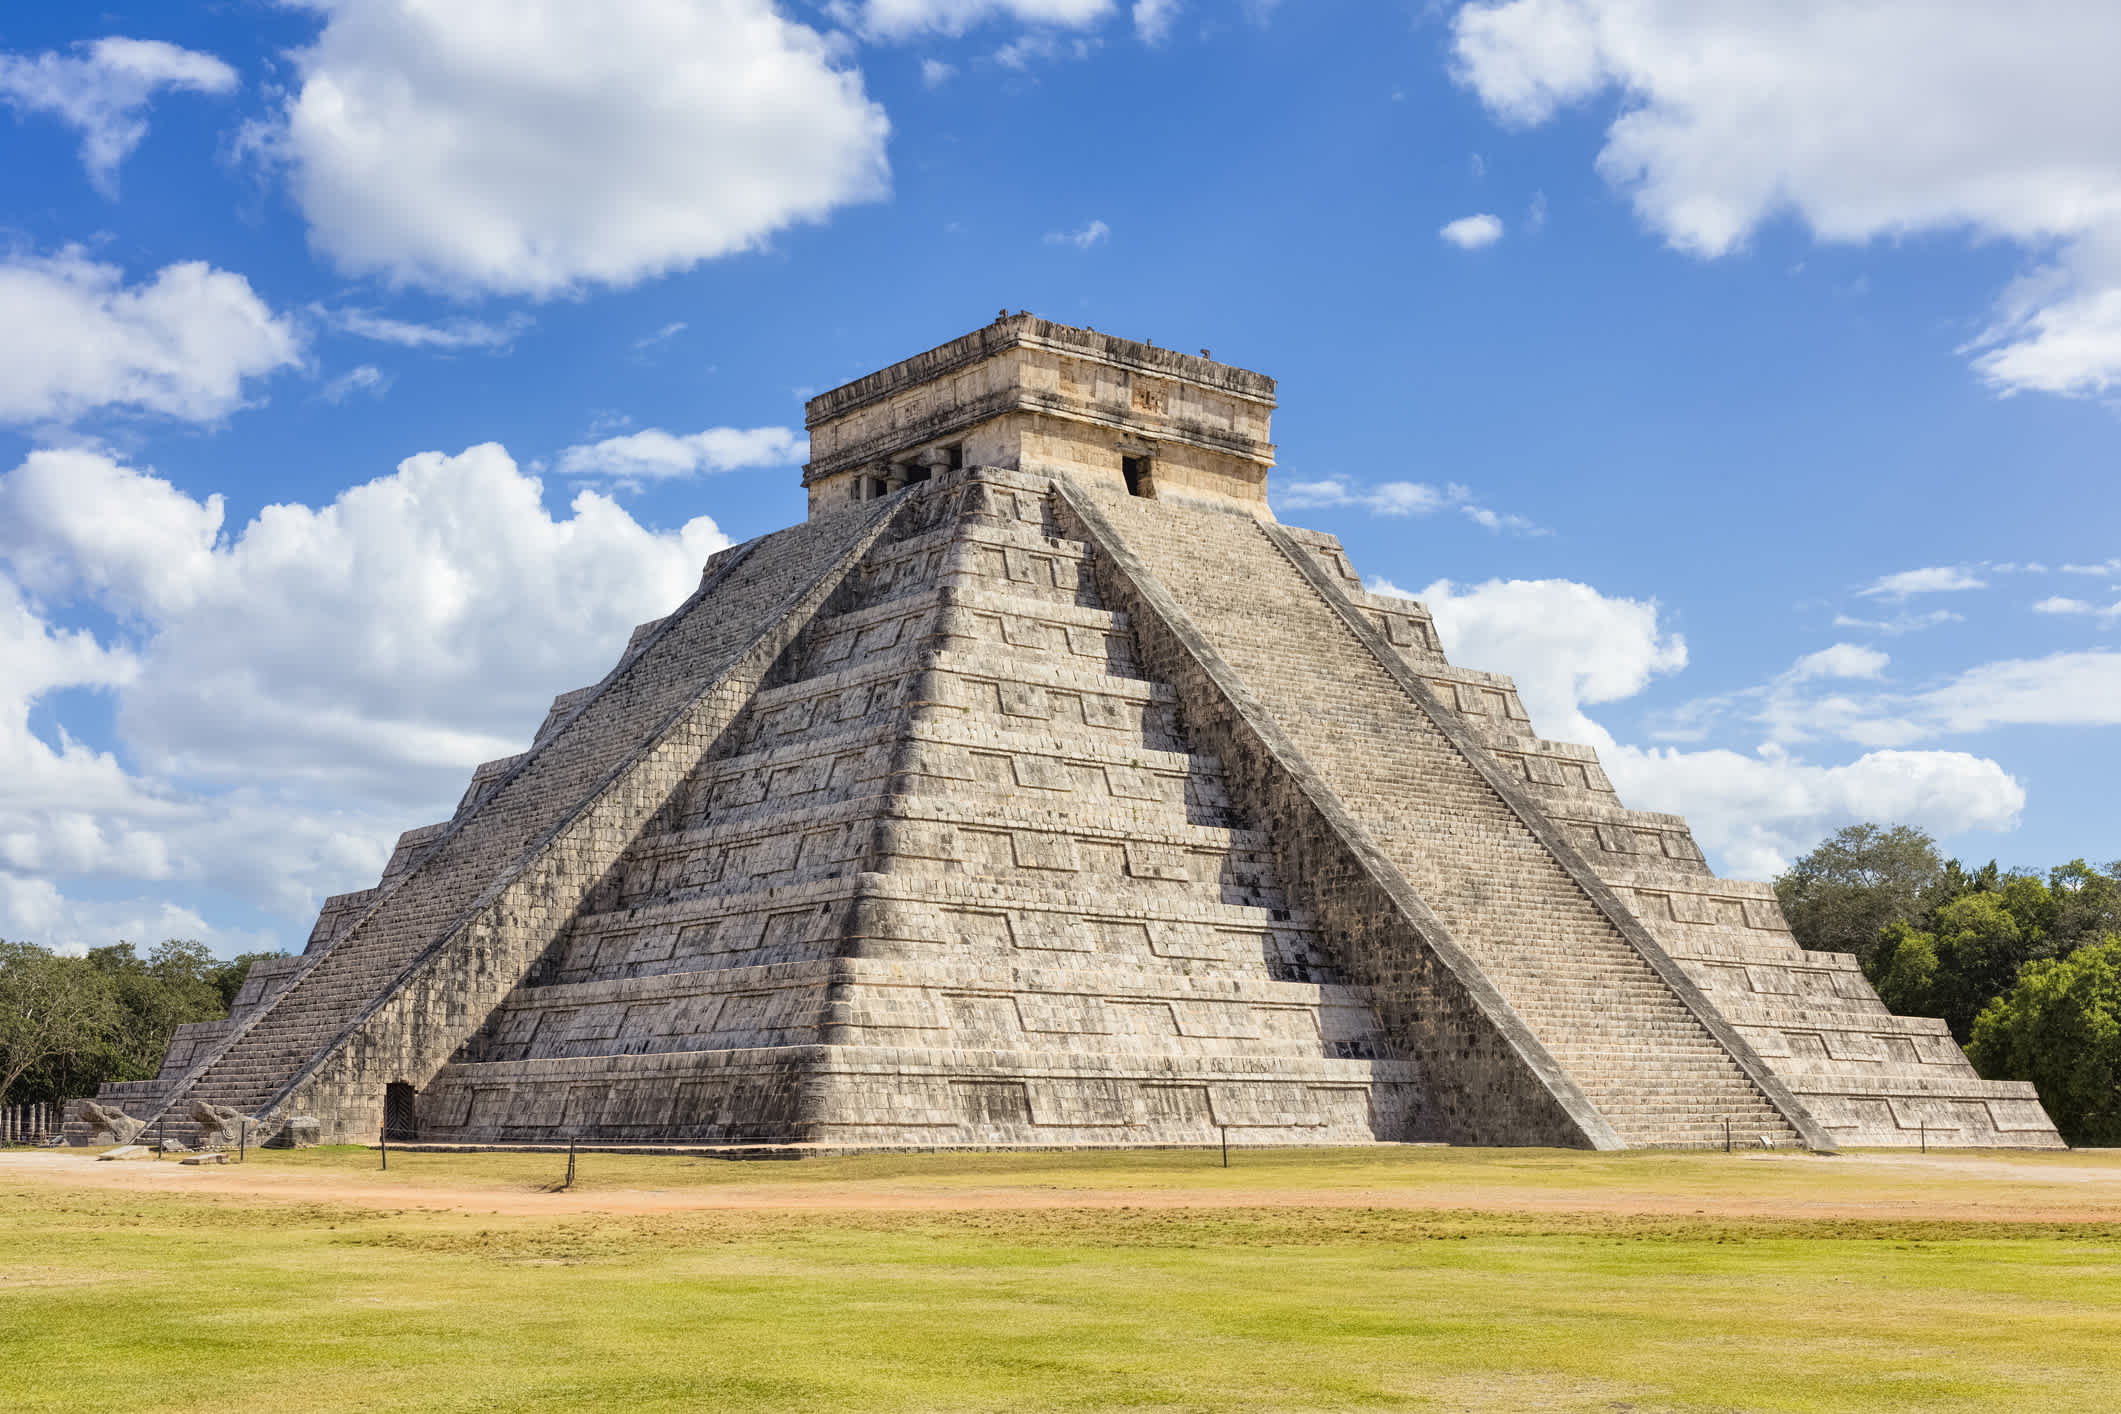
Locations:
81;315;2062;1151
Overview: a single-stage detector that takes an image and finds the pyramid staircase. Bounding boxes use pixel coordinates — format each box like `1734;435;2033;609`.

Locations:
1067;485;1809;1149
412;468;1415;1145
1246;508;2062;1150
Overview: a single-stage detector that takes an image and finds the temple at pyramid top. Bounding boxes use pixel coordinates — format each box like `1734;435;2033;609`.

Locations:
68;312;2063;1155
804;312;1280;518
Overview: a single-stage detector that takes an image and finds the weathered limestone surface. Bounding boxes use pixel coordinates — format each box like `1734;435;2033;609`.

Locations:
78;315;2061;1150
95;504;906;1145
804;313;1278;519
1277;524;2063;1149
416;468;1415;1146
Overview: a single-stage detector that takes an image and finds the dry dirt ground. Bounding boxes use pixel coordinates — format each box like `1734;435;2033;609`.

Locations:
8;1142;2121;1222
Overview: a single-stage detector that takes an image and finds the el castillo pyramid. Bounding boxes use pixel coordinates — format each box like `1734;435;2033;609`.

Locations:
75;315;2062;1152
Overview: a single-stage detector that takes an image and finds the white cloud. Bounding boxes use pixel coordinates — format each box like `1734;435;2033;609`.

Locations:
1450;0;2121;397
995;32;1102;69
2033;595;2121;619
1606;744;2025;881
1284;478;1424;512
1831;609;1962;635
0;249;304;425
1671;641;2121;751
0;444;732;949
1279;477;1545;534
1921;651;2121;734
1045;219;1111;249
1440;213;1504;249
859;1;1114;39
321;364;389;403
556;426;807;482
1418;577;1687;743
258;0;891;297
1859;566;1986;600
1133;0;1181;43
632;322;688;353
1374;573;2024;876
2062;559;2121;577
324;307;531;351
0;875;252;958
920;58;957;88
1788;643;1890;682
1461;504;1544;535
0;36;237;195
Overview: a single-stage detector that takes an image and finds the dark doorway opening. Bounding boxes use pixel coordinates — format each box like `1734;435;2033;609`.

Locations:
1122;455;1152;498
383;1082;419;1142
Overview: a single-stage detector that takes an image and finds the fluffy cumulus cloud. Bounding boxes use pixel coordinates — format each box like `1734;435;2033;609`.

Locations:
0;249;304;425
0;36;237;195
258;0;891;296
1412;576;1688;744
1371;574;2028;876
556;426;807;482
1450;1;2121;396
1608;745;2025;882
1439;213;1504;249
0;444;731;950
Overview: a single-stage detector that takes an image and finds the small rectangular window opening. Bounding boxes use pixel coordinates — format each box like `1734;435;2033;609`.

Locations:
1122;455;1152;498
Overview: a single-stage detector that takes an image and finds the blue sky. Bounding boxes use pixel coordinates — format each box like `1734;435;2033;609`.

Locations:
2;1;2117;955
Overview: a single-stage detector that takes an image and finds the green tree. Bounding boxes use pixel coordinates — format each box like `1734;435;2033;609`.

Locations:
1;939;287;1106
1775;823;1945;970
1871;921;1939;1019
0;942;120;1107
1928;893;2043;1041
2047;859;2121;952
1969;938;2121;1146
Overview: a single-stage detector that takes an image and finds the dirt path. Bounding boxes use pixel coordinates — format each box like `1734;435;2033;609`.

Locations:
9;1147;2121;1223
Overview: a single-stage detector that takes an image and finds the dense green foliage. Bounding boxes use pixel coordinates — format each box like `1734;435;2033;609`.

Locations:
1776;824;2121;1143
1969;940;2121;1147
0;939;283;1107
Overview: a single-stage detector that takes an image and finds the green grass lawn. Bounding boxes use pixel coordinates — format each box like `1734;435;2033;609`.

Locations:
3;1147;2118;1412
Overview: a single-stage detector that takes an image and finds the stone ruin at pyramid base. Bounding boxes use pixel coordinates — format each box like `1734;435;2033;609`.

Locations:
71;314;2064;1154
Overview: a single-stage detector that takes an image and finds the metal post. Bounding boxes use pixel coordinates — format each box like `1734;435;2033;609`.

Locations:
1919;1122;1927;1155
1724;1118;1731;1153
157;1115;165;1160
1220;1125;1229;1169
380;1125;388;1171
239;1120;248;1164
566;1140;576;1189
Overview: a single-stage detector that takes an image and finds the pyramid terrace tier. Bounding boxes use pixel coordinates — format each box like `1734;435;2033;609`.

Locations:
541;868;1346;987
419;1046;1416;1147
459;957;1392;1065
